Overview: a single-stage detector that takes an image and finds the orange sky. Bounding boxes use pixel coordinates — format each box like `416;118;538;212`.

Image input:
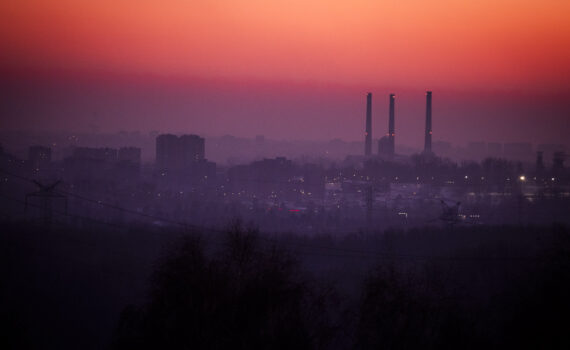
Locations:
2;0;570;91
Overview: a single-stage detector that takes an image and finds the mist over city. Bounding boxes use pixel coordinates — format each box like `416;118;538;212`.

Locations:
1;1;570;349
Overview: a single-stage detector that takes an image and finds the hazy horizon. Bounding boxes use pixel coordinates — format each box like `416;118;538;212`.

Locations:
2;69;569;150
2;0;570;149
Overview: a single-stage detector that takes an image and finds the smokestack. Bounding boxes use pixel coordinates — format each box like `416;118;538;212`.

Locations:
388;94;395;157
365;92;372;156
424;91;432;153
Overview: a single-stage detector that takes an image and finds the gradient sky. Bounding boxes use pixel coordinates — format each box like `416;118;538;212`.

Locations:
1;0;569;147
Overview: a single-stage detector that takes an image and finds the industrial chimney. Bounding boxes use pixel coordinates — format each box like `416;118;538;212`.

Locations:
389;93;395;157
365;92;372;156
424;91;432;153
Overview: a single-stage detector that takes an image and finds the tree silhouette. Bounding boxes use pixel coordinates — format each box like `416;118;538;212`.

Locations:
113;222;335;349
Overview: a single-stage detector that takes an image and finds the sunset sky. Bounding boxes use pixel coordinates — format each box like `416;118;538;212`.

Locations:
1;0;569;147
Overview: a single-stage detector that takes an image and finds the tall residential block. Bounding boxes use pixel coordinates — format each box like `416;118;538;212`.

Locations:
156;134;205;171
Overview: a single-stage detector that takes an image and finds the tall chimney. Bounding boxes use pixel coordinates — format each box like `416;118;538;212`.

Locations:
388;93;395;157
424;91;432;153
365;92;372;156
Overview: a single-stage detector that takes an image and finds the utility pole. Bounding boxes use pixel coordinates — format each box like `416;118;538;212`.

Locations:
25;180;67;229
366;185;374;228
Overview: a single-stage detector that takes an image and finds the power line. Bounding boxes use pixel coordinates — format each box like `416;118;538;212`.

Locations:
0;168;550;262
0;192;128;231
0;168;203;229
0;192;549;262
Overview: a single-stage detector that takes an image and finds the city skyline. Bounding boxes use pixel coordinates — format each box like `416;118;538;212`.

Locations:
2;2;570;349
2;74;569;149
1;1;570;148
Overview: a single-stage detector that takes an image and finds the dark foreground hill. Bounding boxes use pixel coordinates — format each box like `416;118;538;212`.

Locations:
1;221;569;349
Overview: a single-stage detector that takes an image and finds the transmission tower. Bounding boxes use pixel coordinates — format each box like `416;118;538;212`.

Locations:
366;185;374;227
25;180;67;228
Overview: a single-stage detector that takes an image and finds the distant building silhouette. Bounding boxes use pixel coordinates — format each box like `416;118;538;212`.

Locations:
537;143;566;164
424;91;432;154
28;145;51;171
73;147;117;162
64;147;130;188
503;142;532;161
365;92;372;156
553;151;565;174
229;157;295;197
155;134;214;187
487;142;503;157
180;134;205;162
118;147;141;164
156;134;205;171
156;134;179;170
118;147;142;178
378;136;391;156
379;94;395;158
433;141;452;158
467;142;486;161
536;151;545;174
